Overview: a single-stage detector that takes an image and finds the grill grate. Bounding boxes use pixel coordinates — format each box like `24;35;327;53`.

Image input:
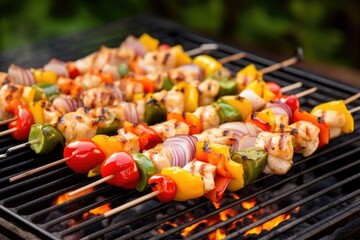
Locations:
1;15;360;240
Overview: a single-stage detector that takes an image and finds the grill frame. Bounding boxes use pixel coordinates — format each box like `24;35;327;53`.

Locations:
0;15;360;240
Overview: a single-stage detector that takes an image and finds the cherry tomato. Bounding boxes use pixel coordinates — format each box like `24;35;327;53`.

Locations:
148;174;176;202
280;95;299;114
101;152;139;190
8;106;35;141
123;121;162;150
64;139;106;174
266;81;282;98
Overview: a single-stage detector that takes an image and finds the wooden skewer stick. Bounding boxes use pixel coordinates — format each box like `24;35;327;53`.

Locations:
9;157;69;182
0;127;17;137
260;47;304;74
218;52;247;64
0;117;17;126
344;92;360;105
0;139;39;158
186;43;219;56
295;87;317;98
280;82;302;93
349;106;360;114
67;175;114;197
103;190;160;218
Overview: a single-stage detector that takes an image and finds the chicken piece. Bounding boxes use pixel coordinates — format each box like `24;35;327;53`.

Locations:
0;72;11;86
151;119;190;141
82;86;120;108
146;71;168;90
114;78;144;101
167;64;204;84
194;128;236;150
144;144;172;172
193;105;220;130
152;89;185;112
116;129;141;154
197;79;220;106
74;52;97;74
274;114;289;127
42;101;65;125
74;73;102;90
255;132;294;175
0;84;26;120
312;109;346;139
289;121;320;157
239;90;266;111
183;160;216;193
140;49;177;73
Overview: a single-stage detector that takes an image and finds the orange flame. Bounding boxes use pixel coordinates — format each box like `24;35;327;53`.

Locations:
245;213;291;235
242;198;256;210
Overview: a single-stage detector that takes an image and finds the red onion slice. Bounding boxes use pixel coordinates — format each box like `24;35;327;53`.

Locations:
163;135;198;167
44;59;69;77
220;122;248;153
176;64;205;81
53;95;81;114
121;36;147;56
8;64;36;86
265;100;293;122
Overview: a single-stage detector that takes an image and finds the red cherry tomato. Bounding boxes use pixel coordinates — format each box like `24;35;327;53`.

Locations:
280;95;299;114
267;82;282;98
123;121;162;150
64;139;106;174
8;106;34;141
148;174;176;202
67;63;81;79
101;152;139;190
5;98;24;113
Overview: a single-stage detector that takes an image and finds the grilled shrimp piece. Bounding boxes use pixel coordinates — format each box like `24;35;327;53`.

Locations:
312;109;346;139
194;128;236;150
255;132;294;175
183;160;216;193
146;71;168;90
167;64;205;84
74;52;97;74
116;129;141;154
198;79;220;106
42;101;65;125
151;119;190;141
144;144;172;172
193;105;220;130
114;78;144;101
290;121;320;157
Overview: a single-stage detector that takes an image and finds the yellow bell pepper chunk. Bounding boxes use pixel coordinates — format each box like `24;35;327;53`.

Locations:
138;33;159;51
29;100;45;124
173;82;198;112
22;87;36;107
245;80;275;103
161;166;205;201
311;100;354;134
193;55;222;76
32;69;58;84
235;64;262;91
171;45;192;66
87;164;101;177
91;135;125;157
257;108;276;131
225;158;245;191
221;95;253;119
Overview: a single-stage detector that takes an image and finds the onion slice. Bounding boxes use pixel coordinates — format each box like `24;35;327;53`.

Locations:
44;59;69;77
8;64;35;86
163;135;198;167
265;100;293;122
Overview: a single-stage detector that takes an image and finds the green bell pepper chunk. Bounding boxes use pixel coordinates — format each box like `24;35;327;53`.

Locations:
214;100;242;124
118;63;130;78
33;83;60;101
231;147;267;186
144;98;167;125
161;77;174;91
28;123;65;154
132;153;157;192
96;114;121;135
217;80;237;97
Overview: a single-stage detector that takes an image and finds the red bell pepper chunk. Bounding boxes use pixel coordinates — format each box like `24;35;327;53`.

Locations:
293;109;330;148
148;174;177;202
64;139;106;174
246;113;272;132
123;121;162;150
8;106;34;141
101;152;139;190
5;98;24;113
66;63;81;79
204;175;231;203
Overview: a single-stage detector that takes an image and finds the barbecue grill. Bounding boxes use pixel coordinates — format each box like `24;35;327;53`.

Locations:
1;15;360;240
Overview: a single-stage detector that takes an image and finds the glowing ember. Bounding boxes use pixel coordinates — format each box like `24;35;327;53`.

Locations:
53;188;94;205
182;220;207;237
242;198;256;210
82;203;111;218
245;213;291;236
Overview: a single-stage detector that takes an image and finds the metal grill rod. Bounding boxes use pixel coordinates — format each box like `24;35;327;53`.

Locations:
185;151;360;240
225;172;360;239
259;188;360;240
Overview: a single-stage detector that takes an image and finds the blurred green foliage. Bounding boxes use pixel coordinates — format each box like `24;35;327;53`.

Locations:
0;0;359;69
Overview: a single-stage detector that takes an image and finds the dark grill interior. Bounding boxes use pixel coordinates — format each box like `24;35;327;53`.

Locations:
1;16;360;240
